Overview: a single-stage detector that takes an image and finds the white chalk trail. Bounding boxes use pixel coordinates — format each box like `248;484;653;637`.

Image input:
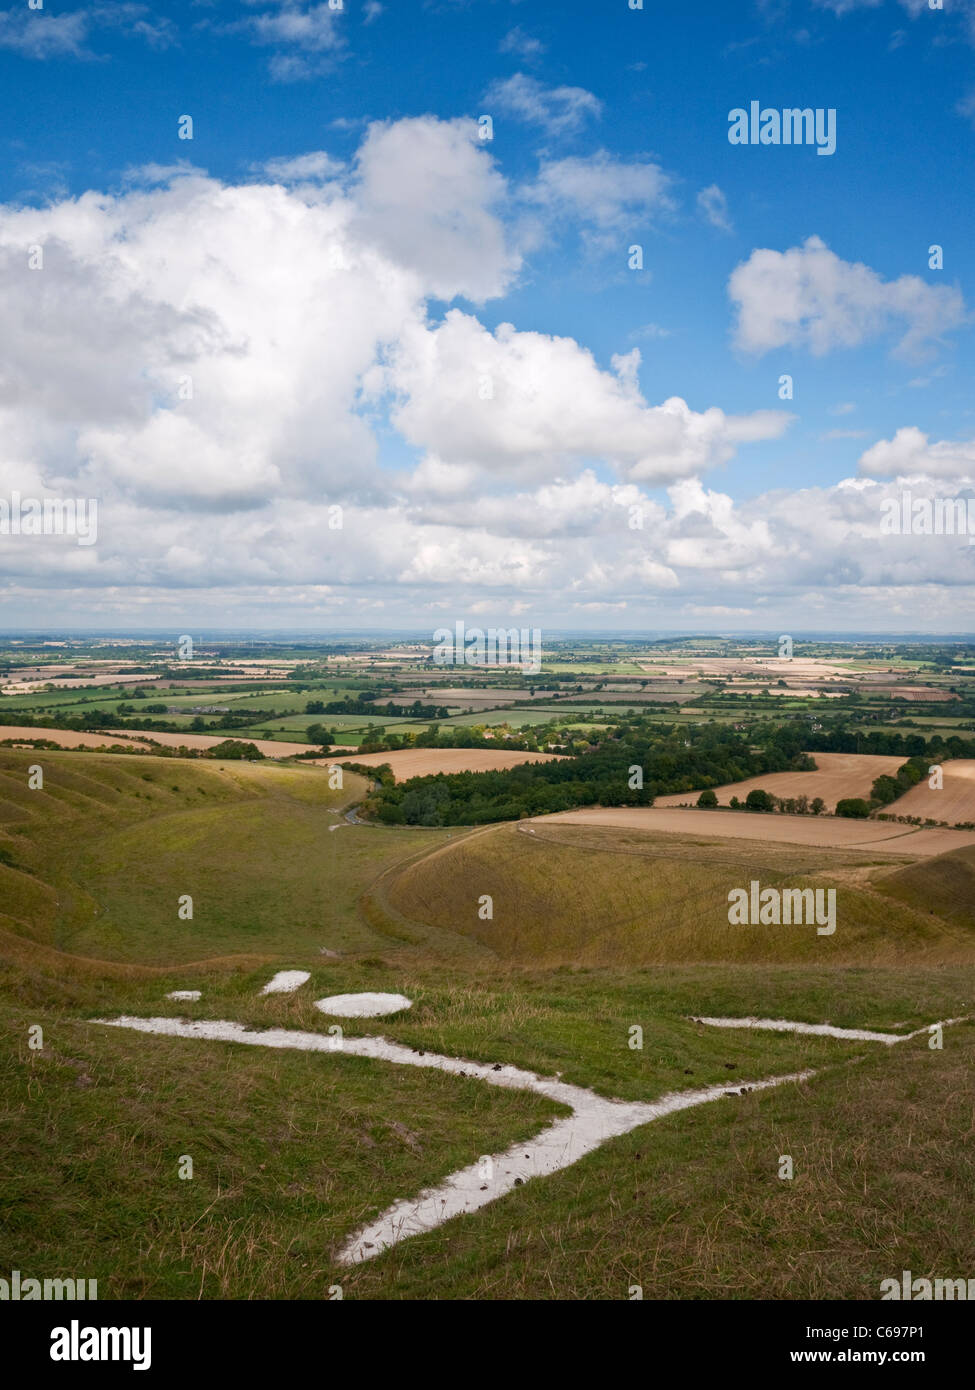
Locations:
90;1013;812;1266
690;1016;968;1045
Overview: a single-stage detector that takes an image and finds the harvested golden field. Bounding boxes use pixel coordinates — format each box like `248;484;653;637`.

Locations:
893;759;975;823
0;673;154;694
0;724;358;758
654;752;904;812
535;806;975;857
0;724;154;751
105;728;357;757
336;747;567;781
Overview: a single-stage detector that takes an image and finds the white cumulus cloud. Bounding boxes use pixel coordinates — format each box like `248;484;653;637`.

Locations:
381;311;792;484
729;236;966;358
859;426;975;481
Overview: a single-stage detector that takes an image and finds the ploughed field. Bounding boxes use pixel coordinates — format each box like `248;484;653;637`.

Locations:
0;725;156;751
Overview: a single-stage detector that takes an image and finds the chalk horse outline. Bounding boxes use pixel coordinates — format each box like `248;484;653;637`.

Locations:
94;994;964;1266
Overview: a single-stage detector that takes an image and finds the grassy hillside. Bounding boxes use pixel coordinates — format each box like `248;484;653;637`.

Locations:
0;749;457;967
878;845;975;929
2;745;974;1301
384;821;975;966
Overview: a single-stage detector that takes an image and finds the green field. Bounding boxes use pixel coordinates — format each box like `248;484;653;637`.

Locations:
437;708;564;728
0;683;363;718
0;687;138;712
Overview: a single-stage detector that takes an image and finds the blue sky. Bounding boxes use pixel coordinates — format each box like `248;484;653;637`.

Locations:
1;0;975;630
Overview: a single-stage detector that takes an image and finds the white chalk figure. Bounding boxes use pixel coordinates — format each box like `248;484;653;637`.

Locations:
94;1011;813;1265
92;1007;967;1267
314;992;412;1018
167;991;201;1002
260;970;311;995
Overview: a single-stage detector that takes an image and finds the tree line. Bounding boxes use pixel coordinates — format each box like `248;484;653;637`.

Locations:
362;723;811;827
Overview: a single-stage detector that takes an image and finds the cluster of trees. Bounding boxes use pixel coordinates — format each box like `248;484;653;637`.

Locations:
352;722;581;757
203;740;264;761
875;812;975;830
709;788;827;815
802;725;969;757
305;724;335;747
870;756;928;806
364;723;811;826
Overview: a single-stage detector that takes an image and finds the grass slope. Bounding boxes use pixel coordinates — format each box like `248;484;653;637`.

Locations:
385;821;975;966
0;749;456;965
2;747;974;1300
878;846;975;928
